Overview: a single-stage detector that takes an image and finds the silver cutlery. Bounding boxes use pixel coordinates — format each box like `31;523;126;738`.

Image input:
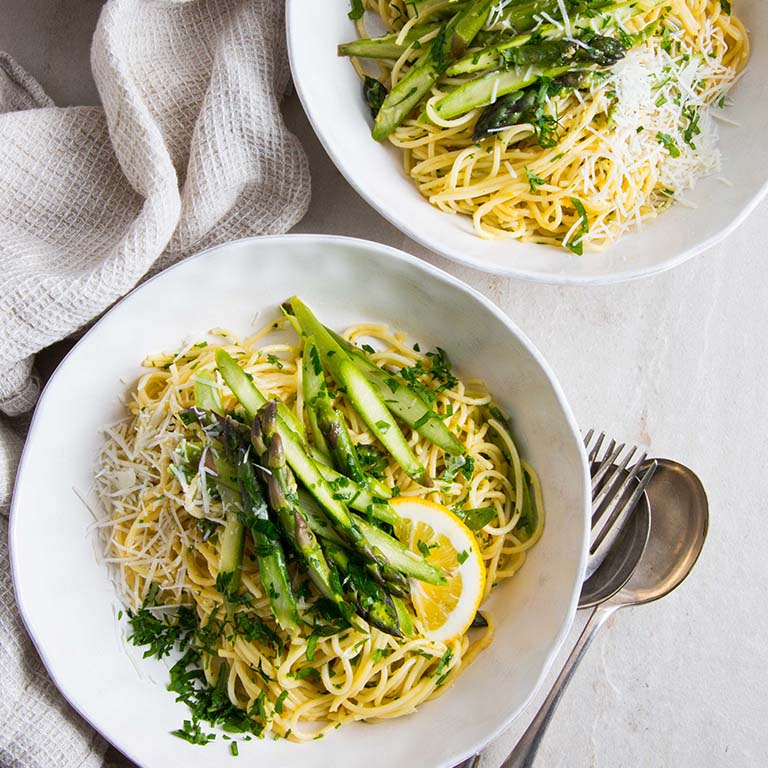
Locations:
456;440;708;768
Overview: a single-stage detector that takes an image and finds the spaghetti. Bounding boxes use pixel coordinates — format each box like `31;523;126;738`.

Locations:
97;316;543;742
350;0;749;251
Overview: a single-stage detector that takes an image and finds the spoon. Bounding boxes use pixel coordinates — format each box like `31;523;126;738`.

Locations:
481;459;709;768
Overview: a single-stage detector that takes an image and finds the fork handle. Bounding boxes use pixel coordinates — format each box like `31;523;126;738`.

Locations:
455;604;617;768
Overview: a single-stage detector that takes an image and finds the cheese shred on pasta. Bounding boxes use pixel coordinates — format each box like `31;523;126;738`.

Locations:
97;319;543;741
356;0;749;250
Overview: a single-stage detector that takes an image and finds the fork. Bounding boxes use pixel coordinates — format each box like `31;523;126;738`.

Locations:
454;432;657;768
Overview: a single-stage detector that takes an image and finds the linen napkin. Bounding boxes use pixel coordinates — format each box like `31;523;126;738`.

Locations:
0;1;310;765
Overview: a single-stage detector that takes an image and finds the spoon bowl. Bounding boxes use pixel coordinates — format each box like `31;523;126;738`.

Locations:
613;458;709;606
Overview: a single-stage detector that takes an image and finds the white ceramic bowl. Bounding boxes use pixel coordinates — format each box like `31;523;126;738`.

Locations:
287;2;768;284
11;235;589;768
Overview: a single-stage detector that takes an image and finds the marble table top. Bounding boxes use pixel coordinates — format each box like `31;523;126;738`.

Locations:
3;3;767;766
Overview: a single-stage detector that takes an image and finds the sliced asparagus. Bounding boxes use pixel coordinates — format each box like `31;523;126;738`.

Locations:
219;421;299;632
323;540;402;637
338;23;440;59
287;297;431;487
303;334;370;487
192;373;242;599
448;1;642;76
301;335;333;461
252;403;341;605
371;0;495;140
329;329;466;456
214;348;306;441
193;371;224;415
353;515;447;585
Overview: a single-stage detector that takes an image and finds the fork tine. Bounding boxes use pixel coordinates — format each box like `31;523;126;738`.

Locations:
583;428;594;448
591;446;639;522
588;431;606;463
590;460;657;555
591;440;623;492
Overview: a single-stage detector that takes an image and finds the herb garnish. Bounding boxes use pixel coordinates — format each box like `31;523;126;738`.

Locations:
656;131;681;158
525;167;547;193
565;198;590;256
348;0;364;20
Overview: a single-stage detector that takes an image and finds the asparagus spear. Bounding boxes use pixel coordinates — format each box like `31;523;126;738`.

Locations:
301;335;333;461
191;372;244;600
303;334;370;488
448;1;644;76
323;540;402;637
315;462;400;526
434;34;626;119
214;348;306;441
252;404;342;605
214;462;246;600
371;0;495;140
328;329;466;456
286;298;432;487
219;421;299;632
407;0;468;20
352;515;447;585
338;23;441;59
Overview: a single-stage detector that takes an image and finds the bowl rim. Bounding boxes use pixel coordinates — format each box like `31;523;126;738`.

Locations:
9;233;590;767
285;3;768;286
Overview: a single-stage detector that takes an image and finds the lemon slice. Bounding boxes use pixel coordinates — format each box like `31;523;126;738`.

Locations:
391;497;485;643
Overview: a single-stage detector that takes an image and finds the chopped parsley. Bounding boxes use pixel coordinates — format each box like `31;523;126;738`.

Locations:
306;634;319;662
656;131;681;158
357;444;388;479
126;584;196;659
456;506;497;531
274;690;289;715
347;0;364;19
457;550;469;565
682;105;701;148
524;166;547;193
442;453;474;483
565;198;590;256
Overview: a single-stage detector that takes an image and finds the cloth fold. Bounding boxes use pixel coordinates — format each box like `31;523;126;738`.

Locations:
0;1;310;765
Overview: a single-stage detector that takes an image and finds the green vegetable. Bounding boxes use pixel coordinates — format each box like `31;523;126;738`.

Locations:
436;34;626;120
287;298;432;487
371;0;495;140
252;401;343;607
352;515;448;585
302;334;370;488
329;329;466;456
448;1;642;76
656;131;681;158
525;166;547;193
456;506;497;530
565;197;590;255
363;77;388;119
338;23;440;59
323;540;402;637
348;0;365;20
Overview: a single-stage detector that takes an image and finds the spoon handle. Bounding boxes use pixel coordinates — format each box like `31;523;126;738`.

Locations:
455;604;616;768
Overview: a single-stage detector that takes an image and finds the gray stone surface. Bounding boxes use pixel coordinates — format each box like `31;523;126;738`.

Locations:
3;2;767;766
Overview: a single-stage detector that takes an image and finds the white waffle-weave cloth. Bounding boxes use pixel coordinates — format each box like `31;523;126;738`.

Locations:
0;1;310;765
